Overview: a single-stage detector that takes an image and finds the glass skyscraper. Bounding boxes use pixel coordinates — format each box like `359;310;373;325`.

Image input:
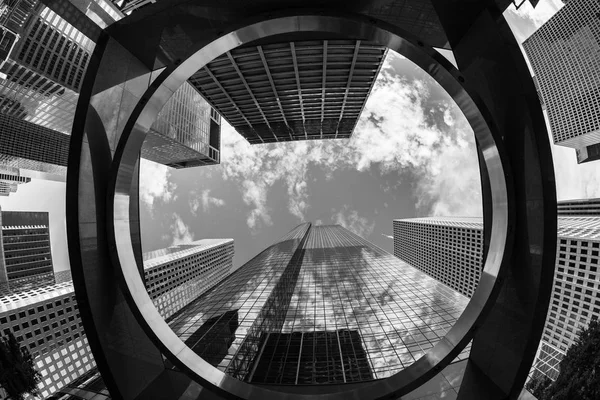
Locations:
0;0;222;176
167;223;469;385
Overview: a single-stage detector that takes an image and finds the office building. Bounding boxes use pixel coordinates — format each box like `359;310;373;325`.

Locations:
190;40;387;144
0;236;233;398
0;114;70;177
558;198;600;216
522;0;600;163
393;217;483;298
394;210;600;381
0;279;96;399
0;209;54;292
142;82;222;168
0;164;30;196
0;0;220;175
167;223;469;385
143;238;234;319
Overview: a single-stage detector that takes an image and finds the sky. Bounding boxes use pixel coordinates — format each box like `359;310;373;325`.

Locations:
1;0;593;273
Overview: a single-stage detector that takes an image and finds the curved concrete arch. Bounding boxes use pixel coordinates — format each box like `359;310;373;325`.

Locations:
66;1;556;399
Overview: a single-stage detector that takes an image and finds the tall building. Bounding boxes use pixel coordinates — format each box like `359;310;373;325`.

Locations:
0;278;97;399
143;238;234;319
141;82;222;168
393;217;483;298
167;223;470;386
522;0;600;164
0;237;234;399
0;0;221;176
190;40;387;144
558;197;600;216
394;210;600;381
0;164;31;196
0;209;54;292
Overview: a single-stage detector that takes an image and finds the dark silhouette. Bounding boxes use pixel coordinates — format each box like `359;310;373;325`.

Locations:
0;332;41;400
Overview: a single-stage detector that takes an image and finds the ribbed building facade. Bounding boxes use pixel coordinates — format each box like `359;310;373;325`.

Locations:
0;0;221;174
393;217;483;298
0;209;54;291
0;164;31;196
558;197;600;216
167;223;469;386
143;238;234;319
190;41;387;144
0;277;96;399
394;211;600;381
142;82;222;168
0;236;234;398
522;0;600;163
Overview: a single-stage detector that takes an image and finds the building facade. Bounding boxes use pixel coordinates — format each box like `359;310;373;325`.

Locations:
558;197;600;216
0;278;96;399
142;238;234;319
0;164;30;196
190;40;387;144
394;210;600;381
167;223;470;386
0;209;54;292
522;0;600;163
142;82;222;168
0;0;221;176
0;236;234;399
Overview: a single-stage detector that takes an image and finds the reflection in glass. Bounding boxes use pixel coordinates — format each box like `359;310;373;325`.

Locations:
167;223;469;384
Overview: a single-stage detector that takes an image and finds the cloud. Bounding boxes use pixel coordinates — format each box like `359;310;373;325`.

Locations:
503;0;564;43
217;53;485;224
139;159;177;209
169;213;195;245
242;180;272;230
190;189;226;215
381;234;393;240
332;206;375;239
443;107;455;127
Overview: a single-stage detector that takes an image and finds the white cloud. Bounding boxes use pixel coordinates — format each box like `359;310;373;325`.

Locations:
332;206;375;239
217;55;485;223
220;124;312;229
443;107;455;127
504;0;563;43
169;213;194;245
381;234;393;240
139;159;177;208
549;136;600;201
190;189;226;215
242;180;272;230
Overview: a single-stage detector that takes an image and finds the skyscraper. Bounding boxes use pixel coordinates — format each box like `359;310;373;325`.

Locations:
0;278;97;399
558;197;600;216
0;164;30;196
190;41;387;144
167;223;470;385
522;0;600;164
0;237;234;398
393;217;483;298
141;82;222;168
0;209;54;292
143;238;234;319
0;0;222;175
394;210;600;381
